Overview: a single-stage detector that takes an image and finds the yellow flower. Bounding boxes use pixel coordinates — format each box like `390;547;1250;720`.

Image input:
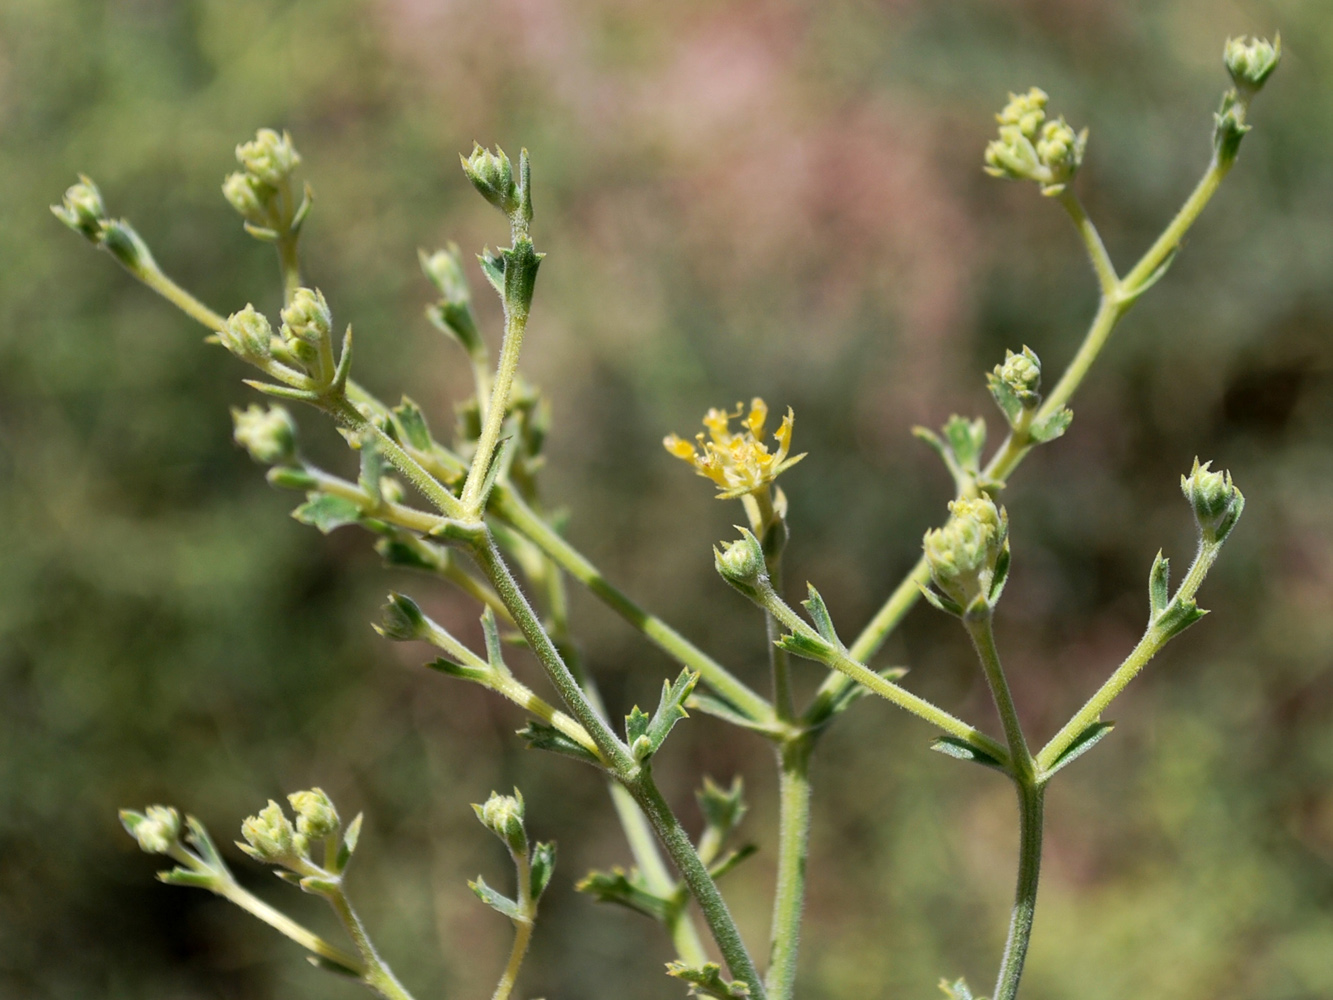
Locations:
664;398;805;499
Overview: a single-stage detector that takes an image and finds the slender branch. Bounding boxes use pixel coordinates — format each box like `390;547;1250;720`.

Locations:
765;736;812;1000
629;770;768;1000
992;783;1045;1000
463;307;528;510
1036;538;1221;771
470;532;635;773
136;265;229;333
491;854;534;1000
1122;154;1230;292
963;611;1033;779
1058;191;1118;296
491;485;775;725
326;884;419;1000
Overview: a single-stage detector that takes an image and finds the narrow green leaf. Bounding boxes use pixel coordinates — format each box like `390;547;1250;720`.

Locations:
391;396;433;451
802;584;840;645
1157;596;1209;640
697;776;747;837
774;631;835;663
987;372;1024;426
665;961;752;998
529;841;556;901
686;692;770;732
707;843;757;881
157;868;217;890
576;868;672;922
518;721;604;767
1045;721;1115;777
1148;550;1170;619
943;415;986;472
643;669;698;756
625;705;651;745
469;875;523;921
929;735;1007;771
1028;406;1073;444
307;954;363;978
480;607;508;675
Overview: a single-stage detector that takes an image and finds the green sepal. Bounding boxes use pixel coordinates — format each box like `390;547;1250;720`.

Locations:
1148;550;1170;619
697;776;747;838
332;813;363;874
989;541;1012;604
773;631;835;663
426;656;491;684
307;954;363;978
802;584;841;645
469;875;523;921
478;248;505;295
917;582;964;619
244;380;320;404
1157;596;1208;640
943;415;986;472
529;841;556;901
576;867;672;922
929;735;1007;771
665;961;752;998
1028;406;1073;444
518;721;604;767
1044;721;1115;778
391;396;434;451
299;875;339;896
987;373;1024;427
157;867;217;890
707;843;757;881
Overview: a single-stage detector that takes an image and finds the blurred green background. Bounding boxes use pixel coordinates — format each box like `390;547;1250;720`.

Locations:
2;1;1332;997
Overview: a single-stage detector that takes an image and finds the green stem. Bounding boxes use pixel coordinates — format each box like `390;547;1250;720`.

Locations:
760;584;1008;763
491;486;774;725
750;490;795;723
629;771;768;1000
766;736;812;1000
1058;192;1118;296
212;877;364;975
326;886;418;1000
278;234;302;306
491;854;534;1000
1036;539;1220;771
963;611;1033;779
1121;155;1229;292
471;533;635;773
993;782;1045;1000
463;312;527;511
137;266;228;333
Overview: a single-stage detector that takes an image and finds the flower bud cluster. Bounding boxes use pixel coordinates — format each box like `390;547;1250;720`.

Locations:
239;789;344;868
51;178;156;275
461;144;519;216
923;497;1009;611
122;805;182;855
281;287;332;348
713;528;767;598
223;129;301;226
219;304;274;364
232;404;298;465
984;88;1087;196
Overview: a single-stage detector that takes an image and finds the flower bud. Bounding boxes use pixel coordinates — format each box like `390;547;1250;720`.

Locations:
236;129;301;188
52;177;106;239
376;592;431;642
1224;35;1280;95
984;125;1041;181
222;171;268;222
460;143;519;215
474;790;528;857
996;87;1048;138
420;245;471;305
1034;117;1086;193
232;404;298;465
220;304;274;363
120;805;182;854
288;788;341;840
923;497;1008;610
713;529;767;595
280;287;332;347
1180;459;1245;543
996;347;1042;408
240;800;300;865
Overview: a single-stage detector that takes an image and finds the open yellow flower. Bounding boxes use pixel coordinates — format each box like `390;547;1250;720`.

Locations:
664;398;805;499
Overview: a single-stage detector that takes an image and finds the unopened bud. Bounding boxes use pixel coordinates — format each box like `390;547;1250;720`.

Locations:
1034;118;1086;194
996;347;1042;408
220;304;274;363
420;245;471;305
121;805;182;855
236;129;301;188
232;404;297;465
923;497;1008;610
239;800;299;865
460;144;518;215
474;790;527;857
223;171;268;222
52;177;106;239
280;288;332;346
714;529;767;595
376;592;430;642
1180;459;1245;543
1224;35;1280;95
996;87;1048;138
288;788;340;840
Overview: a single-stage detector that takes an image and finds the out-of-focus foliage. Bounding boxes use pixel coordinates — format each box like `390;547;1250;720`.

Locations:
2;1;1332;998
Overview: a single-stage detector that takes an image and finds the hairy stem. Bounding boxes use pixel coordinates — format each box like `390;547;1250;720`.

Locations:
629;770;768;1000
491;853;534;1000
993;782;1045;1000
326;885;418;1000
766;736;812;1000
463;311;527;511
964;611;1033;779
491;485;774;724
